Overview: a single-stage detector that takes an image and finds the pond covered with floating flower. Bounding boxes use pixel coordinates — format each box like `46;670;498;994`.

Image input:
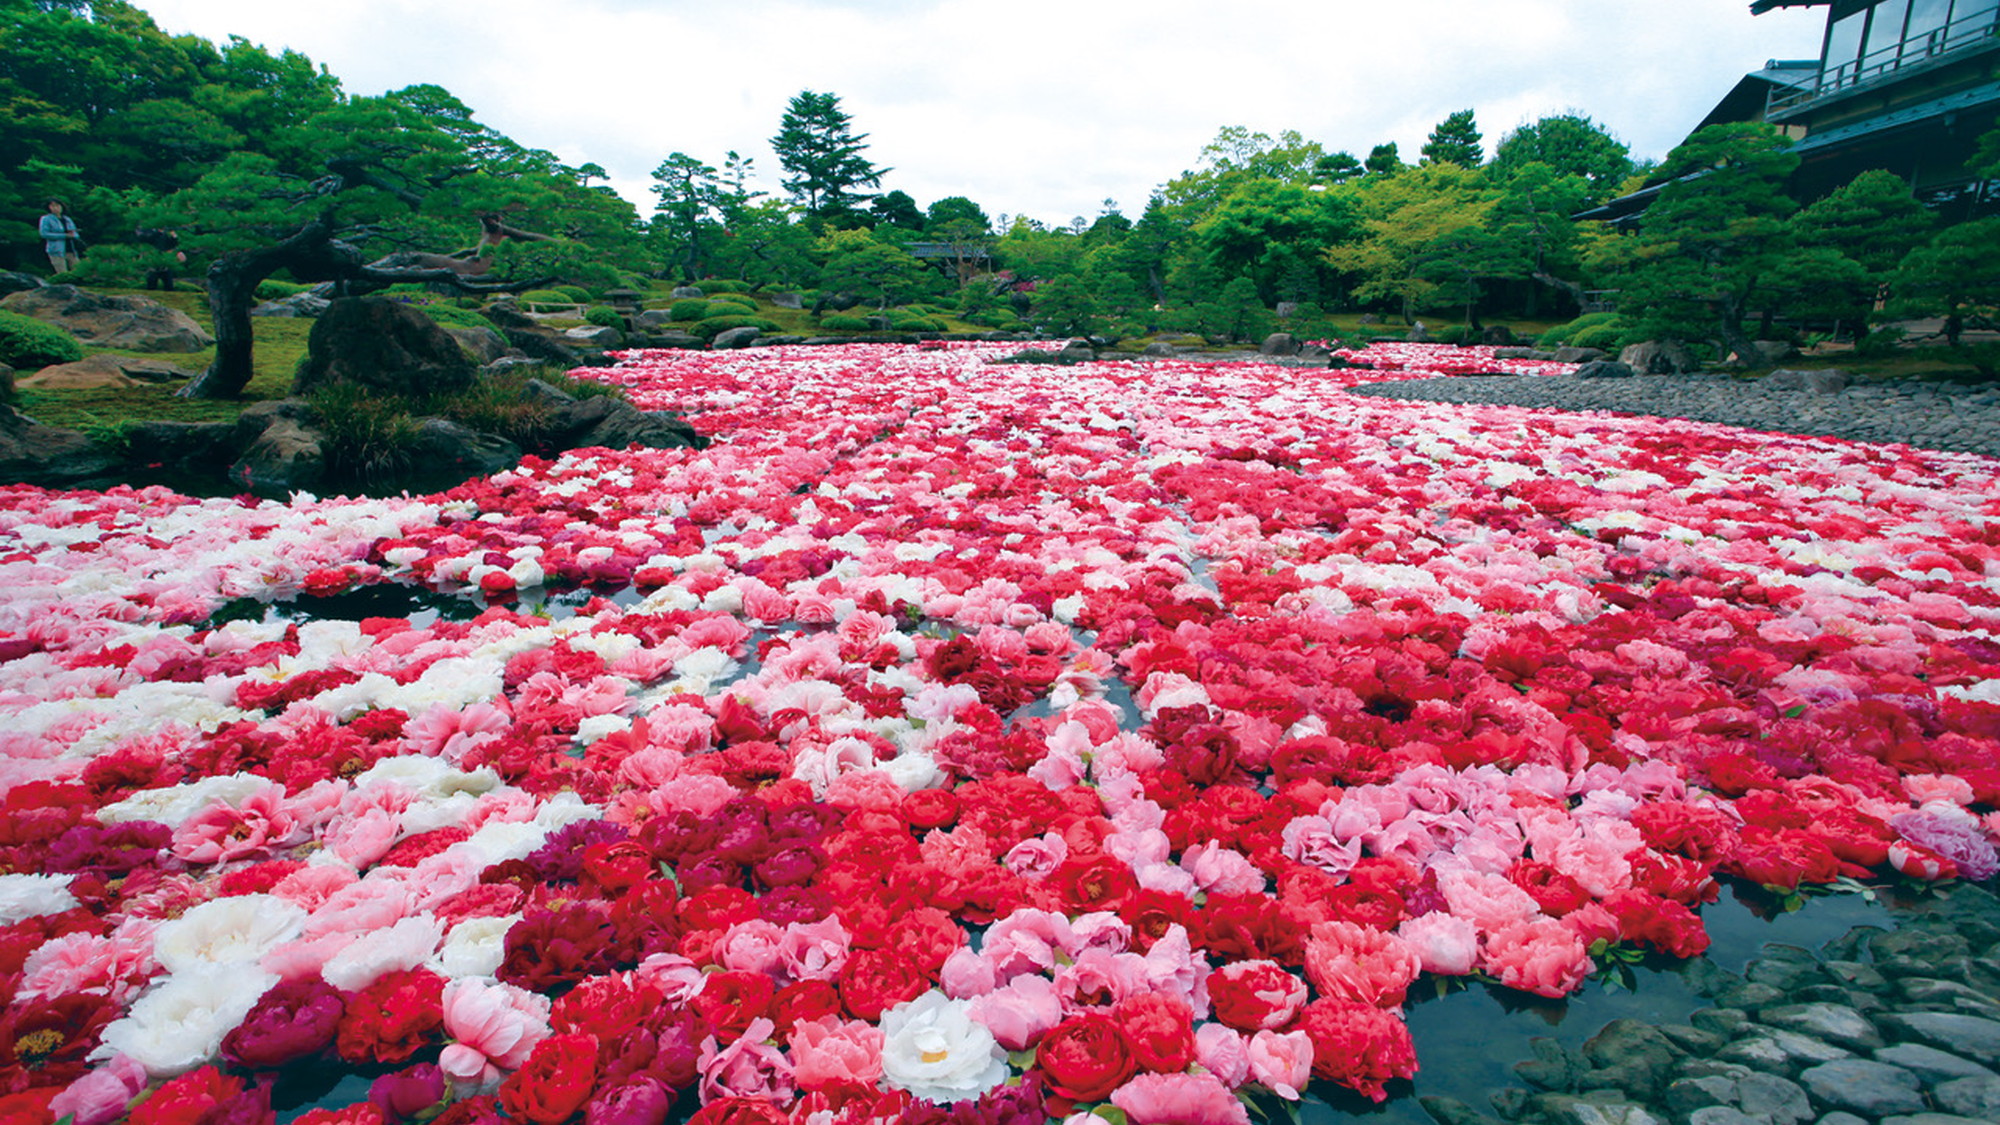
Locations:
1;342;1996;1125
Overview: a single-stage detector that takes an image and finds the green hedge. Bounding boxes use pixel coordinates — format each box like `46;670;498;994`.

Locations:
421;304;495;330
705;295;758;315
891;315;944;332
818;314;874;332
255;279;307;301
696;279;751;294
669;299;709;322
1537;312;1628;349
521;289;578;313
585;307;624;328
0;311;83;368
689;315;779;340
555;285;593;303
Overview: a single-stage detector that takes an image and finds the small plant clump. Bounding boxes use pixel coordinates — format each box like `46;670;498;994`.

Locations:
689;314;779;340
0;311;84;369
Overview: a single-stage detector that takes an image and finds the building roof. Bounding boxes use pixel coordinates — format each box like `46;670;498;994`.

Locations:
1749;1;1829;13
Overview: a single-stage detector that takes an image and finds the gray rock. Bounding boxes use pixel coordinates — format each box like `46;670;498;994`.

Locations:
769;291;804;310
1619;339;1698;374
251;292;331;318
563;325;623;347
1260;332;1299;357
1873;1043;1997;1084
1359;313;1381;325
1554;346;1608;364
121;420;237;477
1935;1074;2000;1119
1516;1037;1579;1091
1532;1094;1666;1125
1758;1004;1884;1051
1687;1110;1767;1125
1493;347;1539;359
295;297;476;398
1763;369;1807;391
1814;1114;1868;1125
1579;1020;1684;1099
1805;369;1849;394
1417;1095;1504;1125
1142;342;1177;357
16;353;196;389
1574;360;1637;381
0;284;211;352
1881;1116;2000;1125
228;416;325;496
1660;1024;1729;1055
446;326;511;364
1665;1076;1739;1116
710;326;762;350
634;309;677;331
1824;961;1889;992
1407;321;1432;342
1746;946;1825;991
1877;1012;2000;1065
1896;977;2000;1014
404;418;521;492
1797;1059;1925;1117
0;406;118;487
1274;301;1299;319
0;271;44;297
1693;1010;1755;1037
1737;339;1797;364
670;286;704;299
1735;1073;1814;1124
557;396;702;452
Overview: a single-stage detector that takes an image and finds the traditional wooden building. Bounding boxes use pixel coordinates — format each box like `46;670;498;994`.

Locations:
1585;1;2000;225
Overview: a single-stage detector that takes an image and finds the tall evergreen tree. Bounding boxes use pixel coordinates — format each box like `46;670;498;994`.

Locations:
771;90;885;224
1421;109;1484;168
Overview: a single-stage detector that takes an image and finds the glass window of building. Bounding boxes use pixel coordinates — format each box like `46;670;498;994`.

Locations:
1954;0;2000;30
1906;0;1952;43
1864;0;1913;63
1823;3;1871;82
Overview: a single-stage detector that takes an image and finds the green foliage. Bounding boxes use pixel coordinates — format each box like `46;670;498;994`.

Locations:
870;190;924;231
1793;170;1934;277
0;310;83;368
669;298;710;322
255;279;308;300
889;314;943;332
1591;123;1800;358
1365;143;1403;176
816;234;933;308
1885;217;2000;348
420;303;496;330
304;382;423;485
704;294;759;314
818;314;874;332
1421;109;1484;169
521;289;579;312
698;279;752;293
772;90;885;222
1537;311;1627;348
1194;179;1359;304
1327;162;1526;323
554;285;592;303
584;306;624;328
1570;322;1629;351
1492;115;1633;202
689;314;779;340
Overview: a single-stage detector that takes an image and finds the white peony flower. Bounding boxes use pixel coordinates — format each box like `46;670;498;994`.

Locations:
153;894;307;974
433;914;519;979
0;873;78;924
321;914;444;991
94;964;277;1076
879;990;1007;1106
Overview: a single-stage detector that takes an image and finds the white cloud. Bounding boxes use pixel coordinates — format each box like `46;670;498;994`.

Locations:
134;0;1827;222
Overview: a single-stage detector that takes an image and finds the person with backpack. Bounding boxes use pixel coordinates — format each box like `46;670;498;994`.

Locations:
39;199;81;274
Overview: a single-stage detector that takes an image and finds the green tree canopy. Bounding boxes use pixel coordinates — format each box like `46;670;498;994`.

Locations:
1792;169;1934;277
772;89;885;225
1492;114;1633;201
1421;110;1484;169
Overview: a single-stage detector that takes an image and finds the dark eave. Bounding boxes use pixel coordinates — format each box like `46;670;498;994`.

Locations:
1749;1;1829;13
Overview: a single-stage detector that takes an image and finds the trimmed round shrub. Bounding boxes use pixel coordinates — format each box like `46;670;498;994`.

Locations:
689;315;779;340
697;279;750;294
705;295;758;315
255;279;307;301
555;285;593;303
891;315;944;332
0;311;84;368
585;306;624;328
521;289;578;313
1537;312;1623;348
669;299;709;322
1571;323;1629;351
818;314;874;332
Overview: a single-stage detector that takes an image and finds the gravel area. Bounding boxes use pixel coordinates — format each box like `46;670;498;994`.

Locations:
1343;371;2000;461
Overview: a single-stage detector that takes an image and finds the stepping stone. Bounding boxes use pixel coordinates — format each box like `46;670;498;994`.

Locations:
1798;1059;1925;1117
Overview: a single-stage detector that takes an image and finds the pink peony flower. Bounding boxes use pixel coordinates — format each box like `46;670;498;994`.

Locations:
1110;1072;1252;1125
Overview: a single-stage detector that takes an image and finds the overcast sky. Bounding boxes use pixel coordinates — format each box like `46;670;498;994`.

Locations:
134;0;1829;225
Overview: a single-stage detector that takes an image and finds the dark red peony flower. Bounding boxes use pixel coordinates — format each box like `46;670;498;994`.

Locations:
223;977;345;1069
1035;1013;1137;1104
498;1033;599;1125
336;968;445;1065
836;947;928;1022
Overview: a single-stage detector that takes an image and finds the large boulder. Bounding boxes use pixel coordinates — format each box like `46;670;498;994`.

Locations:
445;326;513;365
563;325;622;347
1259;332;1299;357
1553;346;1608;364
1619;340;1698;375
16;353;196;389
293;297;476;398
0;272;43;299
1574;360;1637;380
403;419;521;493
710;326;762;350
228;414;325;495
0;285;211;352
769;291;804;310
0;406;117;486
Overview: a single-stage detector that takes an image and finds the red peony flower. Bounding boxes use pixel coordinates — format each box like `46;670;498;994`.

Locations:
1036;1013;1137;1104
691;970;777;1045
837;947;928;1022
336;968;445;1065
499;1033;599;1125
1112;992;1196;1073
1296;999;1418;1102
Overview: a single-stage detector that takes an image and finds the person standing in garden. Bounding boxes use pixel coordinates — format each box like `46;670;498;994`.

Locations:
39;199;81;274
